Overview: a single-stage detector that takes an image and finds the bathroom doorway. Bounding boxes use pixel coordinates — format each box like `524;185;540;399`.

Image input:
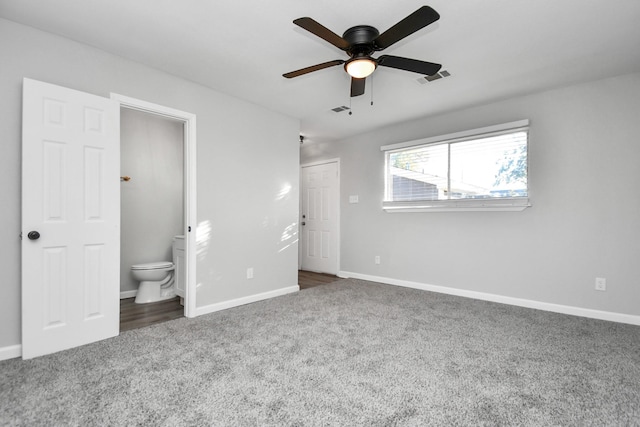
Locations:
119;108;183;329
112;93;197;326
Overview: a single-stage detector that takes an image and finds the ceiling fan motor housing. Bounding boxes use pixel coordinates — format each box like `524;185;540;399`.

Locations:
343;25;380;56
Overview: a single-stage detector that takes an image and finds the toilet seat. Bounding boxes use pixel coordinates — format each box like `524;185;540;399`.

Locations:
131;261;174;271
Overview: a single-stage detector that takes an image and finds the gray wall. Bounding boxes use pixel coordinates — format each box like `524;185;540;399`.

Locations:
120;109;184;293
0;19;300;349
302;72;640;317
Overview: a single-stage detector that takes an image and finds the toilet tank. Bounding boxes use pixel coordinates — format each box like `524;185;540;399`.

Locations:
173;235;185;298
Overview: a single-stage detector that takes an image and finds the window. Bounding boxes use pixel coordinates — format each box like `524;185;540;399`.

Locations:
382;120;530;212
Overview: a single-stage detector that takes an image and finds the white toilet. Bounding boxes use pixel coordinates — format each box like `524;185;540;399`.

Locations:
131;237;181;304
131;261;175;304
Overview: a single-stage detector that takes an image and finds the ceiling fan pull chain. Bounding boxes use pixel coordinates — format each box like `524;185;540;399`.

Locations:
371;74;374;106
349;91;353;115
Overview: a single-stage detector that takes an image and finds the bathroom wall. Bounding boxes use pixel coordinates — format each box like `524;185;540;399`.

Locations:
120;108;184;294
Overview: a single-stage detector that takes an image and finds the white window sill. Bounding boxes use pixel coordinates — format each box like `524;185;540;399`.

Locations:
383;198;531;213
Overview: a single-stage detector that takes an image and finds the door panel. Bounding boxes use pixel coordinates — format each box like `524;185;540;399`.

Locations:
300;162;339;274
22;78;120;359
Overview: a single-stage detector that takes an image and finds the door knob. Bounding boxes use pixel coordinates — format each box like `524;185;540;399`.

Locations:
27;231;40;240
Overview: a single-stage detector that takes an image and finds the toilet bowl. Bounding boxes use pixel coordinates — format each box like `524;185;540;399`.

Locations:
131;261;176;304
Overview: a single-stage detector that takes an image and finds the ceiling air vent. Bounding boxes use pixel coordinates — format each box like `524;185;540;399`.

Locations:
331;105;351;113
417;70;451;84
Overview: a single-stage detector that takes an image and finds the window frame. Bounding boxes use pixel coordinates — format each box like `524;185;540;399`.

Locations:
381;120;531;213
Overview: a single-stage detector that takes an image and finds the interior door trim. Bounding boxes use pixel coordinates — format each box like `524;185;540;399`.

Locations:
110;93;198;318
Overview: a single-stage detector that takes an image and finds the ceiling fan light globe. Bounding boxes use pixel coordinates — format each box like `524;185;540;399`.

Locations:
346;58;376;78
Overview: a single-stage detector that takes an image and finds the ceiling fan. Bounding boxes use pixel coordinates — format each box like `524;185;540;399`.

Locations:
283;6;442;97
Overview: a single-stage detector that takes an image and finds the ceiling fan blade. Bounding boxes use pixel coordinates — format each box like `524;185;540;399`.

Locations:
283;60;345;78
374;6;440;50
293;17;350;51
377;55;441;76
351;77;365;97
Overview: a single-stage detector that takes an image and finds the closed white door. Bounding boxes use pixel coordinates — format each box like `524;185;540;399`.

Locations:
300;162;339;274
21;78;120;359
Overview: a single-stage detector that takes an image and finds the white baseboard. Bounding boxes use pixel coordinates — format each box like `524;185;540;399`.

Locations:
195;285;300;317
120;290;137;299
0;344;22;361
339;271;640;326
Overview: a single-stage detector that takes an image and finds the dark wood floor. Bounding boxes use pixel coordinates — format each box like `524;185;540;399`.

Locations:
119;270;341;331
120;296;184;332
298;270;340;289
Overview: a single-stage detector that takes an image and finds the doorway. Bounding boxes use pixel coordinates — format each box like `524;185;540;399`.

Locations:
299;160;340;275
119;108;184;330
111;93;197;320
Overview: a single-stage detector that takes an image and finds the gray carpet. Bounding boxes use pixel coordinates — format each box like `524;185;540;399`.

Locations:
1;278;639;426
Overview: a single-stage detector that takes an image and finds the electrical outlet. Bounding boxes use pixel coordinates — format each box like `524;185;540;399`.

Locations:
595;277;606;291
247;267;254;279
375;255;380;265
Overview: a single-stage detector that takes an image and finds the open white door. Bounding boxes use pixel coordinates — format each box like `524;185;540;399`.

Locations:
300;161;339;274
21;78;120;359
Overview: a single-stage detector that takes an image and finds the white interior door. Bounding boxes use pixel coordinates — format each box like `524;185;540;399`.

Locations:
300;161;339;274
21;78;120;359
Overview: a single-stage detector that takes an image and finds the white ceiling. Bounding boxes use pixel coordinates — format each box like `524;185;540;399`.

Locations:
2;0;640;142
